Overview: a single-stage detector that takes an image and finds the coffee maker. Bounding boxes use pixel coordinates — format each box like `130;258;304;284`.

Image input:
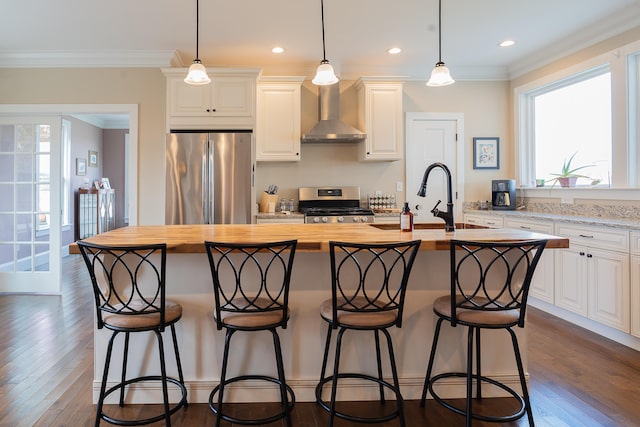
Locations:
491;179;516;210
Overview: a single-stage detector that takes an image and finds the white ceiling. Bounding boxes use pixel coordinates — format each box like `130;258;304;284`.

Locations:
1;0;640;80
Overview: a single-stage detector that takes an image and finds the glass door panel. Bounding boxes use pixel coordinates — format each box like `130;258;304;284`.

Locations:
0;117;61;293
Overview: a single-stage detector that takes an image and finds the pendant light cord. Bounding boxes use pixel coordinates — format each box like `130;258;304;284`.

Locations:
195;0;200;60
437;0;442;63
320;0;327;61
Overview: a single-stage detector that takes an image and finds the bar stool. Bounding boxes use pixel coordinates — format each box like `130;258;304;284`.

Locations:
77;242;188;427
316;240;421;427
204;240;297;427
420;239;548;426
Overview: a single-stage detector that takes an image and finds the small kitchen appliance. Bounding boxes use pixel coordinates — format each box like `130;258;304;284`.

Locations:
491;179;516;210
298;186;374;223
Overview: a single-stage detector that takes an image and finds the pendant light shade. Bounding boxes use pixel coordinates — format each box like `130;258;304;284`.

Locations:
312;0;339;86
427;0;454;87
185;0;210;85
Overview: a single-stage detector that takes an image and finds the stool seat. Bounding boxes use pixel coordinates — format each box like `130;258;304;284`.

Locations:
433;295;520;326
103;300;183;330
320;297;398;328
215;297;290;329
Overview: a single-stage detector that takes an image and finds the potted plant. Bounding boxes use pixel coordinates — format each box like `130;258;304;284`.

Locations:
548;152;593;188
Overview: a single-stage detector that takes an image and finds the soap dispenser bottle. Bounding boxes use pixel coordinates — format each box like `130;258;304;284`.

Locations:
400;202;414;232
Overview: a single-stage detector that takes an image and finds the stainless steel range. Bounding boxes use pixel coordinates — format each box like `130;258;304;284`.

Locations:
298;186;375;224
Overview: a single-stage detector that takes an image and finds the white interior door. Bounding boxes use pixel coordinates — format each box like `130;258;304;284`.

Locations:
0;116;61;293
405;113;464;224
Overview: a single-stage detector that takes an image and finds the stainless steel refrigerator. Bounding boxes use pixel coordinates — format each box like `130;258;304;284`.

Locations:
165;131;253;224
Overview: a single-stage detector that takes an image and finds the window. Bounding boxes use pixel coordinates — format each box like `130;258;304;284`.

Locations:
524;66;612;187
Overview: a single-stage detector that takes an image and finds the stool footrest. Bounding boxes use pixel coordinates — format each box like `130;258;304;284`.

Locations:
315;373;403;424
99;375;188;426
208;375;295;425
427;372;526;423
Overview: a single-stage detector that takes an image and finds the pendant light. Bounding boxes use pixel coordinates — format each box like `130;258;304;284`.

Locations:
312;0;339;86
427;0;454;87
184;0;211;85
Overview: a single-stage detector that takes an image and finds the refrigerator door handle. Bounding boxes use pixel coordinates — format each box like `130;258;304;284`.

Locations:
203;143;211;224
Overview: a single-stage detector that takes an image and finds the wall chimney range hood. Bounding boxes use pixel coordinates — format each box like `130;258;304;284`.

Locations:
301;83;366;143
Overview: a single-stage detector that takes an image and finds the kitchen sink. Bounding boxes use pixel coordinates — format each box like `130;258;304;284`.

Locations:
370;222;487;230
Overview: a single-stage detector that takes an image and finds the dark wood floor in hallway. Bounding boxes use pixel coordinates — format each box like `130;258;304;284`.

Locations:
1;255;639;426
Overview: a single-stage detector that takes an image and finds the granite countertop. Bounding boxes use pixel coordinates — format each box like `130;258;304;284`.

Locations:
465;209;640;231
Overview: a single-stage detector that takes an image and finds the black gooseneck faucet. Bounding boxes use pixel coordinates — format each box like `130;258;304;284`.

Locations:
417;162;455;232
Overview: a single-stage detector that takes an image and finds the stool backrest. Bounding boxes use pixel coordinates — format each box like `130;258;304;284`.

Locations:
77;241;168;330
449;239;547;327
329;240;422;328
204;240;298;330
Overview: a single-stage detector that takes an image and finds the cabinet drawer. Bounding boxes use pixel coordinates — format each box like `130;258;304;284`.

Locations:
555;223;628;252
504;218;553;234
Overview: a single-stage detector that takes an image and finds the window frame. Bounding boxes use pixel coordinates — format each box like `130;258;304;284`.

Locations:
515;40;640;190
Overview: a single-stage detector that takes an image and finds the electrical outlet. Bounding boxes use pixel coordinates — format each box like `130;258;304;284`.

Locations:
396;181;403;192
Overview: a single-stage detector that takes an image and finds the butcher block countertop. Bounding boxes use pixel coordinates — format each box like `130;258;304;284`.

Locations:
73;223;569;253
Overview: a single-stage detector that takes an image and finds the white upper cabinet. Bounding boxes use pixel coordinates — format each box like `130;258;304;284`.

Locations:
355;78;404;161
163;68;259;131
256;77;304;161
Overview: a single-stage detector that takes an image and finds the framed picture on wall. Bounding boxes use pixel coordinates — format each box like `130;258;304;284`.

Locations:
473;137;500;169
76;158;87;176
88;150;98;167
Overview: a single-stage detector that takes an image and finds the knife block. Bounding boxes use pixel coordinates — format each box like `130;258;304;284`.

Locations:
259;192;278;213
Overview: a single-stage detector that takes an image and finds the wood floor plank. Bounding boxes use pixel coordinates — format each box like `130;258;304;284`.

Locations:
0;254;639;426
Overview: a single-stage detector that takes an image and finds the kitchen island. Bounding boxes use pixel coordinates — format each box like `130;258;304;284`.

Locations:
76;223;568;404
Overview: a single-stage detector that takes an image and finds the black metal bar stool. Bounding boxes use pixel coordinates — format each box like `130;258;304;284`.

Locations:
316;240;421;427
77;242;188;427
420;239;547;426
204;240;297;427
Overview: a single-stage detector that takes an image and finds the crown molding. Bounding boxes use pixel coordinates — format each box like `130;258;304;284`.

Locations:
0;50;181;68
508;8;640;79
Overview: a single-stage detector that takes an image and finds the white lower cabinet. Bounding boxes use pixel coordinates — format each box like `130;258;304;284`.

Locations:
504;218;555;304
554;224;630;332
630;232;640;338
463;213;503;228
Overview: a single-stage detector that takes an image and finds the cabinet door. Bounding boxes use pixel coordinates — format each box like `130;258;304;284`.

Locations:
505;218;554;304
256;82;301;161
555;244;589;316
167;77;212;117
357;81;403;161
631;255;640;337
588;247;630;332
211;77;254;117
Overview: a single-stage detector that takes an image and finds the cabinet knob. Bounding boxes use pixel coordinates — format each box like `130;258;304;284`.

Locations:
579;252;586;256
206;108;217;113
586;253;593;258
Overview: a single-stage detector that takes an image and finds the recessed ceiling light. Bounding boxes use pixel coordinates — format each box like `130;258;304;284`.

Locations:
272;47;284;54
387;47;402;55
499;40;516;47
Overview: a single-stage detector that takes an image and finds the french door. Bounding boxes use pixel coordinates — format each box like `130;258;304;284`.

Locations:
0;116;61;293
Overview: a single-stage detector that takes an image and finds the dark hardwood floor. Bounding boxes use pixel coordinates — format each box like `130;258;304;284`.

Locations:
1;255;639;426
